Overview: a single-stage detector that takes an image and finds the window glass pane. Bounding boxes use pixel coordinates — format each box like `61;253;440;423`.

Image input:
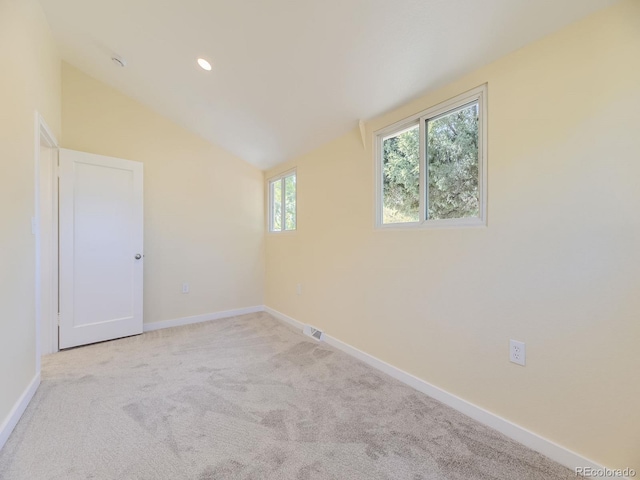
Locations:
427;102;479;220
284;174;296;231
271;180;282;231
382;124;420;224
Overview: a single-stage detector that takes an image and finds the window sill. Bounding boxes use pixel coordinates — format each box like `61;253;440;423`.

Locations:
267;230;297;235
375;217;486;231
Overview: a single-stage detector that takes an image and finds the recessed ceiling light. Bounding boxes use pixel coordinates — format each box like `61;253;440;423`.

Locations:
197;58;212;71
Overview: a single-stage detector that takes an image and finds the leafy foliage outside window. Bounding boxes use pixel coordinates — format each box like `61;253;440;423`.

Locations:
381;101;480;224
270;172;296;232
427;103;479;220
284;174;296;230
383;126;420;223
272;180;282;231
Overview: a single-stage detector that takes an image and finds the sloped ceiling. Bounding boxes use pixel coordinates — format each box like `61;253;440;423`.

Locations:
39;0;618;169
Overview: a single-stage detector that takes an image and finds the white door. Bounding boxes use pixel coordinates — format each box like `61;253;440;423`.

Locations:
59;149;144;349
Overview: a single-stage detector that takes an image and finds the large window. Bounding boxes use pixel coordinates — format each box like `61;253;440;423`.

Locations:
269;170;296;232
375;85;487;228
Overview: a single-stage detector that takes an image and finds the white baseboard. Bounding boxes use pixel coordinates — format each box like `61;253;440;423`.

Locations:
0;372;40;451
264;306;610;475
264;306;304;330
143;306;264;333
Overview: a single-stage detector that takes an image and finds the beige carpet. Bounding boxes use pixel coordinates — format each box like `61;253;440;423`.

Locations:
0;312;575;479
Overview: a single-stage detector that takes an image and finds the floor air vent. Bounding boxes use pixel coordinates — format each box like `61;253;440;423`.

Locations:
303;325;324;341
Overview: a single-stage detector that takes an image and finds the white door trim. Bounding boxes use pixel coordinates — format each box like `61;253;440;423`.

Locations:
34;112;59;371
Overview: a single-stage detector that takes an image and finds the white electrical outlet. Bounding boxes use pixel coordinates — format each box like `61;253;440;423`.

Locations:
182;283;189;294
296;284;302;295
510;339;526;366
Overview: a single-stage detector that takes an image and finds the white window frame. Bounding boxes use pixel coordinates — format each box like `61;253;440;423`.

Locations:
268;168;297;233
374;84;487;229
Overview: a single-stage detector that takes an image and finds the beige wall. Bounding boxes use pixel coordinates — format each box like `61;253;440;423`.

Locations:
265;0;640;470
0;0;61;423
62;63;264;325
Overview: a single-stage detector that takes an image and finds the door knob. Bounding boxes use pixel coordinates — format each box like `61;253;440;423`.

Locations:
135;254;142;260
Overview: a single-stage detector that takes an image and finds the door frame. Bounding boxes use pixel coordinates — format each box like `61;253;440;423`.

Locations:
35;112;59;370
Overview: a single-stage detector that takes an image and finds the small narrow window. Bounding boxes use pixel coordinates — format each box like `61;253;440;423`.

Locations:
375;85;487;228
269;170;296;232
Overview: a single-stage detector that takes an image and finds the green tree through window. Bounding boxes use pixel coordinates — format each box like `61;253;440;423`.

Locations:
383;125;420;223
427;103;479;220
269;171;296;232
284;174;296;230
381;101;479;224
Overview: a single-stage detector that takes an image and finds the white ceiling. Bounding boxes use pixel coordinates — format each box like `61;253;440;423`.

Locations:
39;0;617;169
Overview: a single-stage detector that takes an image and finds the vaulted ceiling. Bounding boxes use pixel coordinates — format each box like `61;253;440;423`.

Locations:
39;0;618;169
